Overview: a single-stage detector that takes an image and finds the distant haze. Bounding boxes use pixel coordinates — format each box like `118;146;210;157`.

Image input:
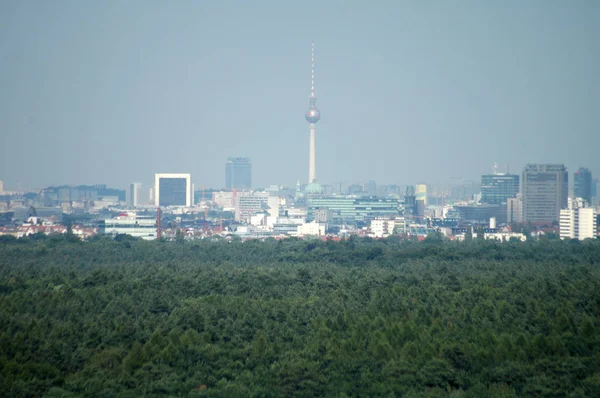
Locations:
1;1;599;191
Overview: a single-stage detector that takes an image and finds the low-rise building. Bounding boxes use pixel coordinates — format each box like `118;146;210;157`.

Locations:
98;214;157;240
298;221;325;236
370;218;396;238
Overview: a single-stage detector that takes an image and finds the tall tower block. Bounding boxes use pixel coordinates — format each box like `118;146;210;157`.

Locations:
305;42;321;184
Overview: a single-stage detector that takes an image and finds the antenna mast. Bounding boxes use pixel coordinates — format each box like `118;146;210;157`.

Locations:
311;41;315;99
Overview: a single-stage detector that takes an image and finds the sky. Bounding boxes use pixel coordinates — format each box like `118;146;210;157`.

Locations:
1;0;599;192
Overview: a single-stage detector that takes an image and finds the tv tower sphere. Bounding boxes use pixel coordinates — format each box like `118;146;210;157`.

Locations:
305;106;320;124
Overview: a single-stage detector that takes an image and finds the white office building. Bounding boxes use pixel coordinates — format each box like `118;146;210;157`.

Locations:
154;173;192;207
297;221;326;236
370;218;396;238
560;197;597;240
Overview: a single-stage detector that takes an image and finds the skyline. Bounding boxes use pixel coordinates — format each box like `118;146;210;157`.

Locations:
1;1;599;191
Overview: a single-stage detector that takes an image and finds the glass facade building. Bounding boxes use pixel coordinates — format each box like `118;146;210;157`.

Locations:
99;216;157;240
481;174;520;205
522;164;568;225
307;197;399;225
455;204;507;225
226;157;252;190
574;167;592;205
154;173;192;207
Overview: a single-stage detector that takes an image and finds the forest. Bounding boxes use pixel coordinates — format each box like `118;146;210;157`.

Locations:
1;234;600;397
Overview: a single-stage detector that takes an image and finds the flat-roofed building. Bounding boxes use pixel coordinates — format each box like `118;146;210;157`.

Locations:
574;168;593;206
234;191;269;222
522;164;568;224
307;196;399;225
225;157;252;190
455;204;507;225
507;196;522;224
154;173;192;207
560;197;597;240
127;183;142;207
99;214;157;240
481;174;519;205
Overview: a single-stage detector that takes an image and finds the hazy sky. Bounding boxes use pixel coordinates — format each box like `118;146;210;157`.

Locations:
1;1;599;191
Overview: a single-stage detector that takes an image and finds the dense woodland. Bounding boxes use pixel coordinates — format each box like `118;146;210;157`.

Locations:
1;234;600;397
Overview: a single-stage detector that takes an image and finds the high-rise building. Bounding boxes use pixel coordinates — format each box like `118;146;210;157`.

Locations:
154;173;192;207
522;164;568;224
506;196;522;224
481;174;519;205
574;167;592;206
225;157;252;190
415;184;428;206
305;42;321;185
560;197;597;240
0;180;4;193
127;183;142;207
404;186;417;221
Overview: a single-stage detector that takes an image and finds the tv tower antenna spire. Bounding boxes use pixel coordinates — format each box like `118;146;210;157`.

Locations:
311;41;315;99
305;42;321;185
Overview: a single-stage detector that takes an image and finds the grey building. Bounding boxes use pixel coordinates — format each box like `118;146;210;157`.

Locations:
481;174;519;205
455;204;507;225
574;167;592;205
522;164;568;225
225;157;252;190
307;197;399;225
127;183;142;207
154;174;192;207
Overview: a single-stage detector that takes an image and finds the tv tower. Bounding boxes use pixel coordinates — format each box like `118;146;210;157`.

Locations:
305;42;321;184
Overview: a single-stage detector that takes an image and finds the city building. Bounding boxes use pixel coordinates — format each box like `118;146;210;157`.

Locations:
363;181;377;196
506;196;522;224
454;204;507;225
456;231;526;242
370;218;397;238
225;157;252;190
213;191;236;209
307;197;399;225
574;167;592;206
481;174;519;205
298;221;325;236
404;186;416;219
415;184;427;206
376;185;389;198
559;197;597;240
348;184;363;195
234;191;270;222
305;42;321;186
127;183;142;207
0;180;4;194
98;214;157;240
522;164;568;225
154;173;192;207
